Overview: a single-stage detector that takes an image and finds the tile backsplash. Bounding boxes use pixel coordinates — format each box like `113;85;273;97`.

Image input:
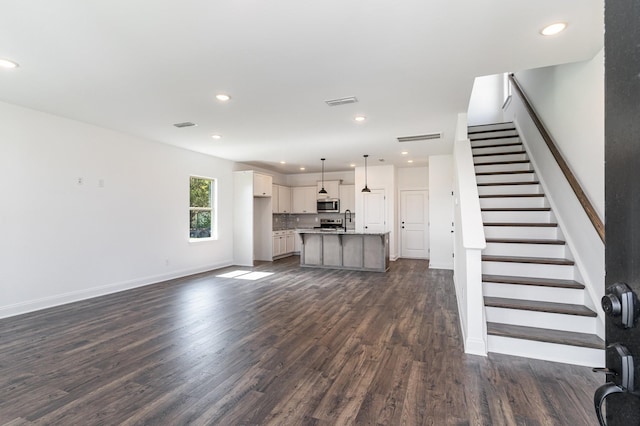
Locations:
273;213;356;231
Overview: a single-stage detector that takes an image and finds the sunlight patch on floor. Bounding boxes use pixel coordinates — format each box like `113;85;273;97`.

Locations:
216;270;274;280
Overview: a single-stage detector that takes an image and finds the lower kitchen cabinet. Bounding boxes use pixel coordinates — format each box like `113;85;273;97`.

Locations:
273;230;296;259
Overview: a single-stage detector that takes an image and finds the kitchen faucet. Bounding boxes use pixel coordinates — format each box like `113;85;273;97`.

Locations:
344;209;352;231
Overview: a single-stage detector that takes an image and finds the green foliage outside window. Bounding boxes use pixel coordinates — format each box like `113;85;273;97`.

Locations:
190;177;214;238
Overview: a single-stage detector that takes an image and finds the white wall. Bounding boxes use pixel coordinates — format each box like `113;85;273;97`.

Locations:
286;170;355;187
0;101;235;318
505;53;605;335
428;155;454;269
468;74;506;126
512;48;604;218
397;167;428;189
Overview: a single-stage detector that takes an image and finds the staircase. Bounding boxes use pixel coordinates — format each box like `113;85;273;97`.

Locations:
468;122;604;367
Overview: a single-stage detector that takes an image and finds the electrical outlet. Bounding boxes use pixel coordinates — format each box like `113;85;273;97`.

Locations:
98;179;104;188
77;177;83;185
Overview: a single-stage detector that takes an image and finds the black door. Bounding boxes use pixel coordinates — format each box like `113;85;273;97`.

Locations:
600;1;640;424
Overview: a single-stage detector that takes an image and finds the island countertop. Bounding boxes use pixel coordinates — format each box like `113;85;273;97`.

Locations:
297;229;390;272
295;228;389;236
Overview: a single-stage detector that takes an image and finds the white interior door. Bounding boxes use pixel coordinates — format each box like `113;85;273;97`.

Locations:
400;190;429;259
363;189;385;232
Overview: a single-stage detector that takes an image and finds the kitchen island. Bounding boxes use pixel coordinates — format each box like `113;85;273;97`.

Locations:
297;229;390;272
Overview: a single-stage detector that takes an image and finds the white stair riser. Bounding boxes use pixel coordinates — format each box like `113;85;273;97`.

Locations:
483;226;558;239
483;282;583;304
478;185;541;196
482;261;574;280
476;173;537;184
475;163;532;173
483;242;566;258
482;210;551;222
487;336;604;367
485;307;597;333
472;144;523;155
480;197;547;209
474;153;528;164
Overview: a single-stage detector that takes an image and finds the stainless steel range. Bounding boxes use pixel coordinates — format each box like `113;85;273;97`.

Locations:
317;218;343;230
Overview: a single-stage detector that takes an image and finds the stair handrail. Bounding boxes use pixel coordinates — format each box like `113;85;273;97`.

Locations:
508;74;605;243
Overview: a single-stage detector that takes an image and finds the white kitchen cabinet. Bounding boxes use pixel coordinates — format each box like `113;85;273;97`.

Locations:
292;186;317;213
273;185;292;213
339;184;355;213
253;173;273;197
272;231;285;257
278;185;292;213
272;185;279;213
316;180;340;199
273;230;295;259
285;232;295;253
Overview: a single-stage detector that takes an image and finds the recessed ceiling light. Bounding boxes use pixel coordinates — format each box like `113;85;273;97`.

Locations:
0;58;19;69
300;167;305;171
407;160;414;163
280;161;286;164
211;134;222;140
216;94;231;101
354;115;366;122
350;163;356;168
401;151;408;155
540;22;567;36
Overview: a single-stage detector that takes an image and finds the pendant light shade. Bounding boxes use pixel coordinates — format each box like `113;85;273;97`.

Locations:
362;154;371;193
319;158;328;194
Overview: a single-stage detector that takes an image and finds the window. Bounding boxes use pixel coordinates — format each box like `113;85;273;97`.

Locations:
189;176;216;240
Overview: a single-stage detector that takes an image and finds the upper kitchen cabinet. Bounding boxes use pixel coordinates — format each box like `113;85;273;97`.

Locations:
292;186;317;214
272;184;292;213
316;180;340;199
253;173;272;197
339;184;355;213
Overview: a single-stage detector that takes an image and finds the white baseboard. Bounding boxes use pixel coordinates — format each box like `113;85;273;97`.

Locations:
0;259;234;319
429;262;454;270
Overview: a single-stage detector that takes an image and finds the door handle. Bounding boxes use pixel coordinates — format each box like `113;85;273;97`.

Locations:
593;343;637;425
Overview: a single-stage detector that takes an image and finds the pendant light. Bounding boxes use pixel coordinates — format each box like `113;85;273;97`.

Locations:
362;154;371;193
319;158;328;194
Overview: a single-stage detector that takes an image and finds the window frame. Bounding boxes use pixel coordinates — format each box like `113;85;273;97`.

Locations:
189;175;218;241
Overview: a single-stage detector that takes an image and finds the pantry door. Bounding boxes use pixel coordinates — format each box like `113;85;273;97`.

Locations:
400;190;429;259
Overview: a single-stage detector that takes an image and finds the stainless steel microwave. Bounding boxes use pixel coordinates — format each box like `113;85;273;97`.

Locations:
317;199;339;213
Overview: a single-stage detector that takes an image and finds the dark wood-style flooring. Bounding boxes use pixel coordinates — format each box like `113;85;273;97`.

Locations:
0;257;600;425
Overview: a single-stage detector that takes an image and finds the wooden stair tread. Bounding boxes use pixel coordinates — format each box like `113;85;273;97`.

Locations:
485;238;565;245
484;297;597;317
487;322;604;349
480;194;545;198
482;274;584;289
483;222;556;227
470;134;520;142
482;255;574;265
467;125;516;134
477;181;540;186
471;142;522;149
475;159;530;166
473;150;527;157
476;170;534;176
482;207;551;211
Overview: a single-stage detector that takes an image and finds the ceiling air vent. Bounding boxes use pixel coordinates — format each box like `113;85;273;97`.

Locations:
173;121;197;128
325;96;358;107
397;132;442;142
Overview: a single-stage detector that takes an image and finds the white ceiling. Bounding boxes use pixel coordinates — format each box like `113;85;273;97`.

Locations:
0;0;603;173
